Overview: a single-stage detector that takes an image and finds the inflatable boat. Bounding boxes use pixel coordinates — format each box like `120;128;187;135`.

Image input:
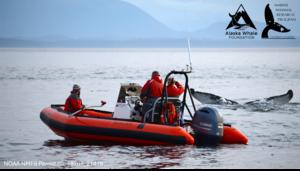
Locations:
41;71;248;146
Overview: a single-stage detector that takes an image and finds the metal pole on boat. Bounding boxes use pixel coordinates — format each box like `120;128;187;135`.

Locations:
71;101;107;116
187;38;193;72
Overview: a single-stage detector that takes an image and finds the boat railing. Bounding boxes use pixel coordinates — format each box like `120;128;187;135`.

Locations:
143;97;181;124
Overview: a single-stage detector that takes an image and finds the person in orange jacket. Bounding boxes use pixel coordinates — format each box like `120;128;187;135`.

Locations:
140;71;163;102
167;77;184;97
165;77;184;125
140;71;163;120
64;84;84;113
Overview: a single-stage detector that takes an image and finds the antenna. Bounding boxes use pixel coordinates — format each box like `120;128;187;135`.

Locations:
187;38;193;72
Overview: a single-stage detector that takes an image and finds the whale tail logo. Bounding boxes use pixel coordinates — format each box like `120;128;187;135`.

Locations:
226;4;256;30
262;4;290;38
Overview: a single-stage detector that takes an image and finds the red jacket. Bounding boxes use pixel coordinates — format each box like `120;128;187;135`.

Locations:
64;92;83;113
141;75;163;100
167;82;184;97
141;80;151;95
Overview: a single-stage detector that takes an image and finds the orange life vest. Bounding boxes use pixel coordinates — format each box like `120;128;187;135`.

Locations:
160;102;179;125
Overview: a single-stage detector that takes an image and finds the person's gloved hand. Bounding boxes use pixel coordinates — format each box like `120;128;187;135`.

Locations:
142;97;148;103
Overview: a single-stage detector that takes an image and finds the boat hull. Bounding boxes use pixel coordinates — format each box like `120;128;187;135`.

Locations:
40;107;195;146
41;107;248;145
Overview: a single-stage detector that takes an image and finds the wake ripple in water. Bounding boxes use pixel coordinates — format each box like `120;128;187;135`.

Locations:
244;102;300;113
200;102;300;113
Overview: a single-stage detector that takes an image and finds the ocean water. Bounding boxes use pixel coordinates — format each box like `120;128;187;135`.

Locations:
0;48;300;169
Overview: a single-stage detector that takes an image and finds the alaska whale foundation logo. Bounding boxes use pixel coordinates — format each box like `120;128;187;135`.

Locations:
225;4;258;39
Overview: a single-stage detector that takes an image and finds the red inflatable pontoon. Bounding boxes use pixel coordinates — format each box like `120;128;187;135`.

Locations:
41;70;248;146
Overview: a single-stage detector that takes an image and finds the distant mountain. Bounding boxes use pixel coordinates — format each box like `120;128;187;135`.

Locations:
0;0;299;48
189;20;300;48
0;0;181;41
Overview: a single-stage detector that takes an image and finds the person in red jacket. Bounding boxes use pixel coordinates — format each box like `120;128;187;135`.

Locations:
165;77;184;125
140;71;163;120
64;84;84;113
167;77;184;97
140;71;163;102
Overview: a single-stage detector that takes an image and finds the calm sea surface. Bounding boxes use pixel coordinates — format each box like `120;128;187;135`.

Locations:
0;48;300;169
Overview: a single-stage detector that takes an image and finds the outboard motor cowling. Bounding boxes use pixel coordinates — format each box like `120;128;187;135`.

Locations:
192;107;224;146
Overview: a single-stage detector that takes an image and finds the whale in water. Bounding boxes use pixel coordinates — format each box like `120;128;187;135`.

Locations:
190;88;239;105
191;89;294;107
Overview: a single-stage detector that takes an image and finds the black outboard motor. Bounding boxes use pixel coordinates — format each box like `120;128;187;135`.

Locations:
192;107;224;146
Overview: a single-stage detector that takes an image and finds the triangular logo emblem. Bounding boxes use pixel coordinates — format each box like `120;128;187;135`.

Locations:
226;4;256;30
